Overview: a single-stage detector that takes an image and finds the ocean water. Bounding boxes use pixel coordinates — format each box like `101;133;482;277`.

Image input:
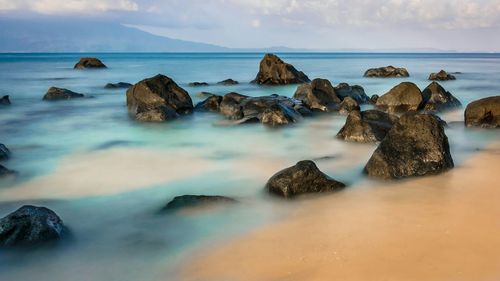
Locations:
0;53;499;281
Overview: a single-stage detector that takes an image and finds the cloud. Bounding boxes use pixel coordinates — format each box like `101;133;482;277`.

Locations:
0;0;139;14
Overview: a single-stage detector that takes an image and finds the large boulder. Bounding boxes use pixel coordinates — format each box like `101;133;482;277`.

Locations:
105;82;132;89
0;95;10;105
364;113;454;179
376;82;423;113
161;195;236;211
421;82;461;112
464;96;500;128
0;205;68;247
338;97;360;115
135;106;178;122
0;164;16;178
0;143;10;160
428;70;456;81
217;79;239;85
195;95;223;112
364;66;409;78
219;92;247;120
266;160;346;198
43;87;84;101
252;53;310;85
74;57;106;69
260;103;302;126
293;78;341;111
126;74;193;122
337;110;399;142
334;83;370;104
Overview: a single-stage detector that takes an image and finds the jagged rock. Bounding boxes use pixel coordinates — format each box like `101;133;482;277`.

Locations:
105;82;132;89
217;79;239;85
126;74;193;122
338;97;360;115
252;53;310;85
293;78;341;111
74;57;106;69
219;92;247;120
337;110;399;142
266;160;346;198
0;205;68;247
0;143;10;160
370;94;379;104
421;82;461;112
364;66;409;78
260;103;302;126
162;195;236;211
189;82;209;86
0;95;10;105
334;83;370;104
376;82;422;113
43;87;84;101
364;113;454;179
195;95;223;112
464;96;500;128
428;70;456;81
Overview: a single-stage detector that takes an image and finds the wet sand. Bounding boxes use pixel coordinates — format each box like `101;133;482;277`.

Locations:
181;141;500;281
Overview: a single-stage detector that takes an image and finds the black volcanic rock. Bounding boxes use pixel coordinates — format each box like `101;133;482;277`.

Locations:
252;53;310;85
0;205;68;247
266;160;346;198
364;113;454;179
43;87;84;101
0;95;10;105
464;96;500;128
364;66;409;78
334;83;370;104
74;57;106;69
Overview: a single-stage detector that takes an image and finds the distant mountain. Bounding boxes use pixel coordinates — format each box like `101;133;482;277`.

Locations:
0;19;228;52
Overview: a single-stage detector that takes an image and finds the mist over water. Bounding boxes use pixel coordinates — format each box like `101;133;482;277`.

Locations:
0;53;499;281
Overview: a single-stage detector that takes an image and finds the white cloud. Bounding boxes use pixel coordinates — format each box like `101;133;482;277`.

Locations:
251;19;261;28
0;0;138;14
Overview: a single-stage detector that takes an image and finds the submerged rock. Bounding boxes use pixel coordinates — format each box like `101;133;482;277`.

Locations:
266;160;346;198
338;97;360;115
428;70;456;81
337;110;399;142
0;205;68;247
74;57;106;69
0;143;10;160
364;66;409;78
0;95;10;105
421;82;461;112
217;79;239;85
293;78;341;112
0;164;16;178
43;87;84;101
376;82;422;113
364;113;454;179
105;82;132;89
195;95;223;112
189;82;209;87
334;83;370;104
252;53;310;85
464;96;500;128
126;74;193;122
162;195;236;211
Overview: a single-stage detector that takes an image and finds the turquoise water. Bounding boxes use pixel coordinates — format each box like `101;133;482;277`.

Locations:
0;53;499;281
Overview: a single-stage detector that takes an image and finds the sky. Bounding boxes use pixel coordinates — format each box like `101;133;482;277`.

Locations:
1;0;500;51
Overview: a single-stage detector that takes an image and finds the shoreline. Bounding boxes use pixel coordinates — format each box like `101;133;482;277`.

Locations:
180;141;500;281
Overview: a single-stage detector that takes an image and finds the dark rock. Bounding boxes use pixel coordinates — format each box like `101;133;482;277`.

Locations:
0;164;16;178
364;113;454;179
338;97;360;115
162;195;236;211
266;160;345;198
126;74;193;122
195;92;215;98
428;70;456;81
421;82;461;112
334;83;370;104
0;95;10;105
370;94;379;104
0;143;10;160
260;103;302;126
464;96;500;128
0;205;68;247
105;82;132;89
252;53;310;85
189;82;209;86
219;92;247;120
364;66;409;77
195;95;223;112
74;57;106;69
293;78;341;112
337;110;399;142
217;79;239;85
43;87;84;101
376;82;422;113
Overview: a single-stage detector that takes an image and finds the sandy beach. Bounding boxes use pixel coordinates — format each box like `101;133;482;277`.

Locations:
181;141;500;281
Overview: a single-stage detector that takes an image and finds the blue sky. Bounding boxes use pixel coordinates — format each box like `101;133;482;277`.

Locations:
1;0;500;51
